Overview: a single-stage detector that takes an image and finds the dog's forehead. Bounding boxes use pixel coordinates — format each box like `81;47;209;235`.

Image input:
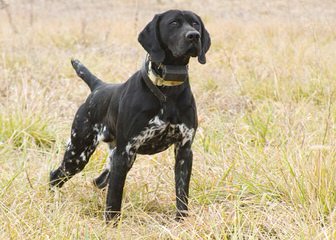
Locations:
161;10;198;22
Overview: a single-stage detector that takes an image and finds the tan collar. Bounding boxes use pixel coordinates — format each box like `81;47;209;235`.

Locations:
147;61;185;87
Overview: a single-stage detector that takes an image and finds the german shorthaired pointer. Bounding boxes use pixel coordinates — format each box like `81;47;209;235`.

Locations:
50;9;211;223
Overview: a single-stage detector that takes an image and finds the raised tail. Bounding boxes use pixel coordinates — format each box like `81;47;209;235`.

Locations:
71;59;104;92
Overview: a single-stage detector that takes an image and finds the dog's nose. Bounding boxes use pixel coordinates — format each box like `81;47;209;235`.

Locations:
185;31;200;42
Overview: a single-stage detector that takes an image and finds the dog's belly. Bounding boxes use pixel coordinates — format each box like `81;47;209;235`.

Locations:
125;115;195;155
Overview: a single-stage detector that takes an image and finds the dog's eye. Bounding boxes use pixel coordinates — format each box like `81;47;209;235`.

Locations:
170;21;178;26
192;22;200;27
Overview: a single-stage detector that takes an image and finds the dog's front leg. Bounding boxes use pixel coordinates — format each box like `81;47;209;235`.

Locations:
105;149;135;223
174;143;193;220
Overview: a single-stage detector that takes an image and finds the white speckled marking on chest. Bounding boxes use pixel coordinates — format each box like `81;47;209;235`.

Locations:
125;115;195;155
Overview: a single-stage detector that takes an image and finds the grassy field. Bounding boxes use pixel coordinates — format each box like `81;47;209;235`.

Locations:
1;0;336;239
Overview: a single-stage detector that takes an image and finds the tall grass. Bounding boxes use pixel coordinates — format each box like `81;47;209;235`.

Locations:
1;0;336;239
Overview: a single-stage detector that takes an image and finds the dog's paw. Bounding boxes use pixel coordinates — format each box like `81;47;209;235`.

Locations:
93;169;110;189
175;210;188;222
49;169;66;189
104;210;121;226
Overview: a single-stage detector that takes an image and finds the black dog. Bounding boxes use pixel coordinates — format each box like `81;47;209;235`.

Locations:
50;9;210;223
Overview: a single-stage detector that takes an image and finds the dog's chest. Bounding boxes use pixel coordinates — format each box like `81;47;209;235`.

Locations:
125;115;194;155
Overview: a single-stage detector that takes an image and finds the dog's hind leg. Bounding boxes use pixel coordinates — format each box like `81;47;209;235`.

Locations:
50;104;103;188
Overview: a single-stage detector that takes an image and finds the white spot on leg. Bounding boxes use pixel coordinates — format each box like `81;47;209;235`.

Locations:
127;154;136;168
93;124;107;144
66;138;71;150
97;132;105;142
125;143;132;154
105;148;115;171
176;124;195;146
80;152;86;162
93;124;100;132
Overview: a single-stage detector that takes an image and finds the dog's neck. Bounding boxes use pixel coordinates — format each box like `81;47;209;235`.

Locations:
158;52;191;66
141;55;190;104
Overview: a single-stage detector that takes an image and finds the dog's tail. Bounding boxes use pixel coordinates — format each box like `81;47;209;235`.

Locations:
71;59;104;92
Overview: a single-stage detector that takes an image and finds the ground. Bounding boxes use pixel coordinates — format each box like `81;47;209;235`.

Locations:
1;0;336;239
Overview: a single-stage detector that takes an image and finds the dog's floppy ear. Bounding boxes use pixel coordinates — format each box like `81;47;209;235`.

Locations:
196;15;211;64
138;14;165;63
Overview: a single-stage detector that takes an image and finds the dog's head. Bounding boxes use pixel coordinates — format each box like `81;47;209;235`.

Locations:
138;10;211;65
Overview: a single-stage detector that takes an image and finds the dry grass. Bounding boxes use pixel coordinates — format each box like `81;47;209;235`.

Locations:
1;0;336;239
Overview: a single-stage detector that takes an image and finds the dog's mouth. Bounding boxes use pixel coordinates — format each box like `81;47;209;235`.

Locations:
170;42;201;59
186;46;199;57
185;42;200;57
